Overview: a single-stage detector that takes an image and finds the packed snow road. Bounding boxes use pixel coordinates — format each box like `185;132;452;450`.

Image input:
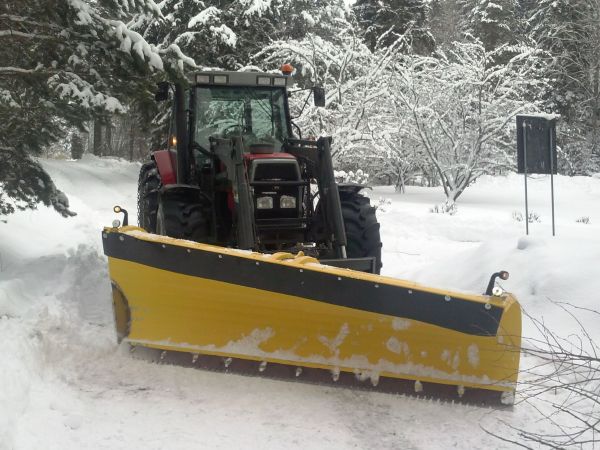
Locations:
1;155;600;449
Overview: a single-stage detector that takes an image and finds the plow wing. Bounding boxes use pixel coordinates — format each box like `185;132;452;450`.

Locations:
103;226;521;401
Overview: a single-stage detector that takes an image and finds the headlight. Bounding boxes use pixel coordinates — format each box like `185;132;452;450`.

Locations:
280;195;296;209
256;196;273;209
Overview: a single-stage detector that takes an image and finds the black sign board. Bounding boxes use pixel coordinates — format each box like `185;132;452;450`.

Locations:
516;114;557;174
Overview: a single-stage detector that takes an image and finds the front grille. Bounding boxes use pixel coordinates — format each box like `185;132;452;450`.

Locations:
249;159;302;221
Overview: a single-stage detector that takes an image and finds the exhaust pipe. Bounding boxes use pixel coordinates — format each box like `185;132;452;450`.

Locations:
174;83;189;184
317;137;347;259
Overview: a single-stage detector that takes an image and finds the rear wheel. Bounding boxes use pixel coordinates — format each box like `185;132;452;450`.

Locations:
340;191;383;274
137;161;160;232
156;191;210;242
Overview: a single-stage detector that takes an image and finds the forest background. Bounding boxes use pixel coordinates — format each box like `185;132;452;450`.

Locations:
1;0;598;215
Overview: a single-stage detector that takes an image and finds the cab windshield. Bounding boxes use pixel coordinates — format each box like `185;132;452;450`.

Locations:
194;86;290;152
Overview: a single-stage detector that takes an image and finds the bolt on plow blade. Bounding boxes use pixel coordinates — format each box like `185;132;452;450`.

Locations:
103;227;522;403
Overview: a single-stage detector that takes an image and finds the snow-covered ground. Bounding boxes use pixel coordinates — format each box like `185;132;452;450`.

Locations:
1;155;599;449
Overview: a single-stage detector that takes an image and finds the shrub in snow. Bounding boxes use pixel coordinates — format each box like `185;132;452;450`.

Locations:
575;216;591;224
430;202;457;215
334;169;369;185
512;211;541;223
260;34;546;202
486;303;600;449
374;197;392;213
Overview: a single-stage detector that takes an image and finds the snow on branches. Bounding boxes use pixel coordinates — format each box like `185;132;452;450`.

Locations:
255;24;383;156
258;33;426;189
0;0;190;216
0;147;75;217
392;40;546;207
259;33;547;205
112;21;164;70
48;73;126;113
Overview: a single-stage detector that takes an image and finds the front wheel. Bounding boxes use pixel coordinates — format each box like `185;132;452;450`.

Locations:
339;191;383;274
156;190;210;242
137;161;161;233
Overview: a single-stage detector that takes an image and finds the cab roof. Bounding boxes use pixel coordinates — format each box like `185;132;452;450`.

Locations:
191;71;291;88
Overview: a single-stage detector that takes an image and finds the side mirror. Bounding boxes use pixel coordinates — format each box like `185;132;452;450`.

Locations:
313;86;326;107
155;82;170;102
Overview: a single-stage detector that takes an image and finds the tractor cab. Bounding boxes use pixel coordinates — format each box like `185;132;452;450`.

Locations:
184;71;305;246
193;76;292;155
144;67;380;273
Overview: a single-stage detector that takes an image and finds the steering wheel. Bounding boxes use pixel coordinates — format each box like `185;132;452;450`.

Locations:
191;141;211;157
222;123;244;137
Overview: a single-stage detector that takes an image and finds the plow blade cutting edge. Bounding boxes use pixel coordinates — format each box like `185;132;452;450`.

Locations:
103;226;521;402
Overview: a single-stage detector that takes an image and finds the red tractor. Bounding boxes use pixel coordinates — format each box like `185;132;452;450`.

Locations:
104;70;521;401
137;69;382;273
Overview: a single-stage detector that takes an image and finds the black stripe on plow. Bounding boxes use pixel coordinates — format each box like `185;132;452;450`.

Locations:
102;231;502;336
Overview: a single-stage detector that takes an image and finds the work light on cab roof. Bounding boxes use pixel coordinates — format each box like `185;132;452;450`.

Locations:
194;70;290;87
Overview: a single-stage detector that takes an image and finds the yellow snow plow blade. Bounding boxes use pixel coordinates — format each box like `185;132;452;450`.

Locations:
103;226;521;397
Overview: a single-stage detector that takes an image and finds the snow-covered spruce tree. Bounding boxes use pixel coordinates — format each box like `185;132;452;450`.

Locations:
353;0;434;54
529;0;600;174
460;0;520;51
138;0;351;71
134;0;351;147
392;40;545;210
429;0;524;52
0;0;190;217
428;0;466;49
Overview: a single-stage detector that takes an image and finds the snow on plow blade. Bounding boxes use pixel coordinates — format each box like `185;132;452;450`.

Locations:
102;226;521;398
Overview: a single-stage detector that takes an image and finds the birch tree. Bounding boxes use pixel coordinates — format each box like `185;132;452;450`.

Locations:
393;40;545;209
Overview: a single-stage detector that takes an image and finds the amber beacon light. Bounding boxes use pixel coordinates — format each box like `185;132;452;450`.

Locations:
280;63;294;76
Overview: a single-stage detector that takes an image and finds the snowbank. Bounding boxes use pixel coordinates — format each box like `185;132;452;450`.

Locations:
377;172;600;340
1;157;599;449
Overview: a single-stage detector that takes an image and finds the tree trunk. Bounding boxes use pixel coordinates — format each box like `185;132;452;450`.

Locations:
93;120;102;156
129;121;135;162
395;169;406;193
105;118;113;156
591;63;599;156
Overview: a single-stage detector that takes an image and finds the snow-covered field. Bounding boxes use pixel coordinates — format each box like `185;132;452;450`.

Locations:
1;155;599;449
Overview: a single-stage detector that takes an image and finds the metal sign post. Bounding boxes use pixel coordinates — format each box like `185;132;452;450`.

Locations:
522;123;529;235
516;114;559;236
549;127;556;236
